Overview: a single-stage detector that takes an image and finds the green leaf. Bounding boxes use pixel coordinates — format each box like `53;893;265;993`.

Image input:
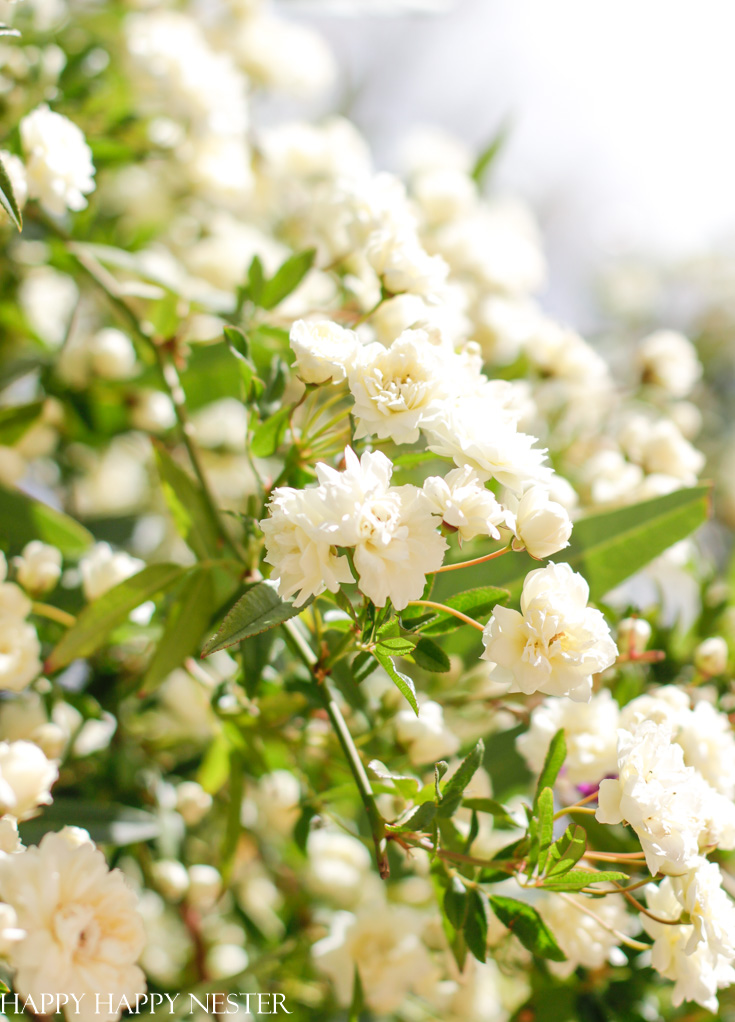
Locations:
376;636;416;656
259;249;316;310
221;748;245;883
0;484;92;555
541;869;628;892
412;636;451;672
535;787;555;875
374;650;418;714
0;401;43;445
444;875;468;930
19;799;160;846
352;650;378;684
0;153;22;231
472;120;510;186
250;405;291;458
477;485;711;603
392;450;437;470
545;824;587;878
439;740;485;817
488;896;567;961
46;563;185;672
154;445;222;560
421;586;510;635
197;733;231;795
462;798;519;829
223;325;249;359
535;729;566;809
202;581;305;655
141;568;215;691
348;966;364;1022
464;888;490;963
246;255;265;306
391;800;437;833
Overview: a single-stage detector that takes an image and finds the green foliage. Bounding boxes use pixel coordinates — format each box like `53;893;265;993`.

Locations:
488;896;567;961
438;740;485;817
0;153;22;230
201;581;305;655
0;400;43;445
373;649;419;714
46;563;186;671
0;483;93;555
534;729;567;807
141;567;216;691
154;444;223;560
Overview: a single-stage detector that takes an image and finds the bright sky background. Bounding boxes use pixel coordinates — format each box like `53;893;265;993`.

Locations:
291;0;735;324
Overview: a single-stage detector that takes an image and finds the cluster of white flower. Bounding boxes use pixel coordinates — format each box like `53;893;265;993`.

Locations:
19;104;95;217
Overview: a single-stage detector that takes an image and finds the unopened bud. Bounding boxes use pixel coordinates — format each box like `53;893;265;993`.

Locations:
694;636;728;677
151;859;190;902
187;864;222;909
617;618;652;657
175;781;212;827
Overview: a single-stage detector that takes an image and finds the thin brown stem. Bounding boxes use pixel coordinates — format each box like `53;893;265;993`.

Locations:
407;600;485;632
432;545;511;574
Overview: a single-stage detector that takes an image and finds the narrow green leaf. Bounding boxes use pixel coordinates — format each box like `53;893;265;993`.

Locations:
0;153;22;230
439;739;485;817
535;787;555;875
352;650;378;683
19;799;160;846
534;729;566;809
247;255;265;306
0;484;92;555
260;249;316;310
374;650;419;714
444;876;468;930
376;636;416;655
477;866;515;884
348;966;364;1022
202;581;304;655
422;586;510;635
141;568;215;691
462;798;519;830
545;824;587;878
0;401;43;445
434;760;449;801
154;444;222;560
476;485;711;603
294;804;317;854
472;120;511;186
464;888;490;963
197;732;231;795
46;563;185;671
392;800;437;833
412;636;451;672
223;325;249;358
221;748;245;883
250;405;291;458
488;895;567;961
541;869;628;892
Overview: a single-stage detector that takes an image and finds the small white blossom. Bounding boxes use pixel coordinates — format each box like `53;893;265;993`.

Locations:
537;890;638;978
289;319;361;384
20;105;95;216
306;829;373;907
14;541;62;596
87;329;138;381
694;636;728;677
79;542;144;601
395;698;460;765
0;740;57;820
511;486;572;559
637;330;702;398
422;466;510;542
481;562;618;702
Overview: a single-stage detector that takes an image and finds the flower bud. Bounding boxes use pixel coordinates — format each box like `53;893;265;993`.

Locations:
617;618;652;657
32;722;67;761
151;859;190;902
694;636;728;677
130;389;176;433
187;864;222;910
14;541;62;596
514;487;572;559
175;781;212;827
88;328;138;380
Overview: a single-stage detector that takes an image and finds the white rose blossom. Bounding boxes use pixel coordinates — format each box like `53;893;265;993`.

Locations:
536;890;638;978
0;829;147;1022
596;721;735;875
637;329;702;398
20;105;95;216
481;562;618;701
0;740;57;820
510;486;573;559
79;542;144;602
14;541;62;596
289;319;361;384
394;698;460;765
422;465;511;542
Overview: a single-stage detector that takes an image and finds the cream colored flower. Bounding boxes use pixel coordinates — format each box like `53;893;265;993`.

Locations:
422;466;510;542
79;543;144;602
0;740;57;820
537;890;638;978
20;105;95;216
511;486;572;559
395;698;460;766
290;319;361;384
14;541;62;596
0;829;146;1022
481;562;617;701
